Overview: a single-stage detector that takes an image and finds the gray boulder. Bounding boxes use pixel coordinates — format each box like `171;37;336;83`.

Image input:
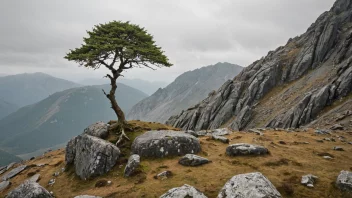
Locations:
154;171;172;180
248;129;264;136
6;163;16;171
2;165;27;181
211;128;232;136
301;174;318;188
65;134;120;180
226;144;268;156
160;184;207;198
0;181;10;191
217;172;282;198
131;130;201;158
6;180;53;198
336;170;352;191
29;174;40;183
83;121;109;139
331;124;344;130
212;135;229;144
124;154;140;177
178;154;210;166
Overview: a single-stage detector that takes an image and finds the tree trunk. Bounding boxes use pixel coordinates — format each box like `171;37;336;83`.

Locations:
104;75;130;145
108;77;126;125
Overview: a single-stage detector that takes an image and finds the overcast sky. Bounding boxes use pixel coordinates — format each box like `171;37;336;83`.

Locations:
0;0;335;83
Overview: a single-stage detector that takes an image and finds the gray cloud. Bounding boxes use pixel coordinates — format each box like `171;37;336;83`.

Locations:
0;0;335;82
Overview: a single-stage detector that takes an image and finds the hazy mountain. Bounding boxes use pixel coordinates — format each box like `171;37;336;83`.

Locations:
79;78;167;95
0;83;147;155
0;72;80;108
128;62;243;123
0;149;21;166
0;99;18;120
167;0;352;131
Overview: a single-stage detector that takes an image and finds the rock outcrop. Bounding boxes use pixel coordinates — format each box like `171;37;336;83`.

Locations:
83;122;109;139
217;172;282;198
65;134;120;180
336;170;352;191
2;165;27;181
124;154;140;177
160;184;207;198
301;174;318;188
178;154;210;166
6;180;53;198
226;144;268;156
128;63;243;123
131;131;201;158
0;181;10;192
167;0;352;131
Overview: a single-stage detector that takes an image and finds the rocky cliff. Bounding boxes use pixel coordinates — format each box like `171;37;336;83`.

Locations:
167;0;352;131
128;62;243;123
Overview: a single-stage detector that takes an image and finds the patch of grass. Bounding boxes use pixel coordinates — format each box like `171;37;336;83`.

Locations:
263;158;290;166
278;182;295;196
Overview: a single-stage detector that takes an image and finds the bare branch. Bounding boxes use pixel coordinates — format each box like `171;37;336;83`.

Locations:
103;74;113;81
102;89;108;97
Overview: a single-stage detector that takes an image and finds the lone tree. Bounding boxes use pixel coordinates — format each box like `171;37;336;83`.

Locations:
65;21;172;145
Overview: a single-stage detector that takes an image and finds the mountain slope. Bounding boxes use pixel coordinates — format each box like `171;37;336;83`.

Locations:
167;0;352;131
80;78;167;95
0;149;21;166
0;72;80;108
0;83;147;155
0;99;18;120
128;62;243;123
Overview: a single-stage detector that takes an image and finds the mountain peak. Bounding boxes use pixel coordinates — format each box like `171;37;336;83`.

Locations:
167;0;352;131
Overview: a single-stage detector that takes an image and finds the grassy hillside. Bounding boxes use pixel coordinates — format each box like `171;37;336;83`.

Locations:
0;121;351;197
0;84;147;155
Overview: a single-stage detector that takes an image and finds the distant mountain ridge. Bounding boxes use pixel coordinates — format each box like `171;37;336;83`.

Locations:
0;83;147;156
128;62;243;123
0;149;21;166
80;78;167;95
0;72;80;119
0;99;18;120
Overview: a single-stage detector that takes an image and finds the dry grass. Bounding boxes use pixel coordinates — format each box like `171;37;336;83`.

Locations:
1;122;352;198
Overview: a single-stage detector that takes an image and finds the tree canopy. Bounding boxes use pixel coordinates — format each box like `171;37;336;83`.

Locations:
65;21;172;75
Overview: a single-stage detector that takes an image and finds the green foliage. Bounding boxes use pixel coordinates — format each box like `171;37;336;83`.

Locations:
64;21;172;70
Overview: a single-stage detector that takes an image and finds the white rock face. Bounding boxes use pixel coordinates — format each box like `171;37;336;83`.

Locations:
160;184;207;198
217;172;282;198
